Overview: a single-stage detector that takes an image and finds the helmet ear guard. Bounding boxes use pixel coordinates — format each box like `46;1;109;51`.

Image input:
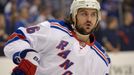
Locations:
98;11;101;22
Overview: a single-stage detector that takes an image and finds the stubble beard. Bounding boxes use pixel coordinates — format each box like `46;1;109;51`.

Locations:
75;24;93;35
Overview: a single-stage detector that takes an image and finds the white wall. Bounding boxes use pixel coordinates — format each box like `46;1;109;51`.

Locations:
0;57;16;75
109;51;134;75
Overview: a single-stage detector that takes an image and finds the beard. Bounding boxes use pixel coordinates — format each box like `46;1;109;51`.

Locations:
75;24;90;35
75;24;96;35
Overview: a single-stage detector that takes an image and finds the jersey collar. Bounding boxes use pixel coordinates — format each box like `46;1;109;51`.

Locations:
71;31;95;46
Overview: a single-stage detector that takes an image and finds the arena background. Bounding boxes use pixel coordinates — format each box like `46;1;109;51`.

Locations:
0;0;134;75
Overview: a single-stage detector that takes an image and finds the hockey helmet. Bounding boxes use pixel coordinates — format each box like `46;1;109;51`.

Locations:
70;0;101;21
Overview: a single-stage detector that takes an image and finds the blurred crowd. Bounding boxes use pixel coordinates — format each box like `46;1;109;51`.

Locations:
0;0;134;55
96;0;134;52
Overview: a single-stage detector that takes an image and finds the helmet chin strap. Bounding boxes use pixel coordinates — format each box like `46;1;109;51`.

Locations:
74;30;90;42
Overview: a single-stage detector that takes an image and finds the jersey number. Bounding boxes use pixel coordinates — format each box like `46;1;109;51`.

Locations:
26;26;40;34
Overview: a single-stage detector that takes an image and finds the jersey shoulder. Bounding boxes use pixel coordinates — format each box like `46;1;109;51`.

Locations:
5;21;51;45
48;19;70;28
91;41;111;66
48;19;73;36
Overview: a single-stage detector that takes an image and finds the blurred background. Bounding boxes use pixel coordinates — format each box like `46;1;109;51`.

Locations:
0;0;134;75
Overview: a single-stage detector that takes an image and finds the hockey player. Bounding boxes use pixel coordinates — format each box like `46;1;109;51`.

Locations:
4;0;111;75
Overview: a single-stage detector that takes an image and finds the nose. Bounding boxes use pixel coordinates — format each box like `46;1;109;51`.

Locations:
87;15;92;22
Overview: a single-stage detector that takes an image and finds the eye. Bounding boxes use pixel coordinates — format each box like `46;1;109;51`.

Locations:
80;12;88;16
91;12;97;17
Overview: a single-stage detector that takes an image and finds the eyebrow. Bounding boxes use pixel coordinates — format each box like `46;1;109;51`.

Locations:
78;9;86;12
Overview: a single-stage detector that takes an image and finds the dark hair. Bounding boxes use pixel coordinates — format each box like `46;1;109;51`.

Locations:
64;14;73;24
64;14;74;31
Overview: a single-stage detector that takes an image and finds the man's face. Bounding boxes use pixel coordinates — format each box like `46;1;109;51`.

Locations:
74;8;98;35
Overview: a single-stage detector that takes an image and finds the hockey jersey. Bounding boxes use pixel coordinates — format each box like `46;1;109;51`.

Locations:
4;20;111;75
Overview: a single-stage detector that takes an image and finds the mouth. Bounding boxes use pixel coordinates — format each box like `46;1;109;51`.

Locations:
85;24;92;29
86;23;91;25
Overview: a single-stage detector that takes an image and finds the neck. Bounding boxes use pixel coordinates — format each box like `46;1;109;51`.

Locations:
74;30;90;43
